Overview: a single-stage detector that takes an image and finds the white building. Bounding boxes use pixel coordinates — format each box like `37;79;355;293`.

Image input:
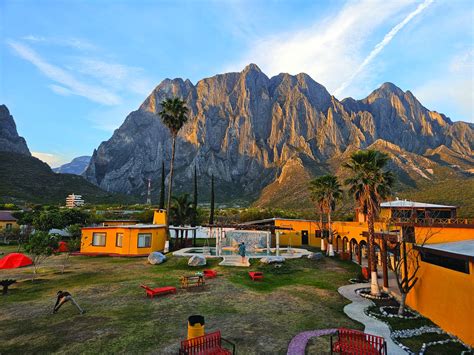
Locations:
66;193;85;208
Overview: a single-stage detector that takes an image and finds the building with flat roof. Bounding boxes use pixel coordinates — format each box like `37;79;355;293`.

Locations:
66;193;85;208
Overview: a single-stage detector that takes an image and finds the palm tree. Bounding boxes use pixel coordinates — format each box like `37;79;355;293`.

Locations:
309;175;343;256
159;98;189;226
343;149;394;296
170;193;193;248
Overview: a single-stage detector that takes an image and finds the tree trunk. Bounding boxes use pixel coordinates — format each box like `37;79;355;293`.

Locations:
398;293;407;316
368;204;380;296
328;210;335;256
166;136;176;227
320;210;326;251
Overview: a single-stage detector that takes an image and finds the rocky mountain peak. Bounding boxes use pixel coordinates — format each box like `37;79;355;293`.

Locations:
0;104;31;156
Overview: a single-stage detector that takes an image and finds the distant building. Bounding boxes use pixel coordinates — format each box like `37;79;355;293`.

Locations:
0;211;18;231
65;193;85;208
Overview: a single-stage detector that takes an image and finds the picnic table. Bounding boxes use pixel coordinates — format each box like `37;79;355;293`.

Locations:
180;275;205;289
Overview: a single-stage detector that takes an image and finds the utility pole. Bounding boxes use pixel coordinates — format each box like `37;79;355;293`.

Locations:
146;178;152;205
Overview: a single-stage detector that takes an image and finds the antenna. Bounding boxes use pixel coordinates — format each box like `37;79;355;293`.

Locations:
146;178;152;205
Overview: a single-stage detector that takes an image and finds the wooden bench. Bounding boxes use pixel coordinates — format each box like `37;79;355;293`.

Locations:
330;328;387;354
140;285;176;298
180;275;205;289
248;271;264;281
179;330;235;355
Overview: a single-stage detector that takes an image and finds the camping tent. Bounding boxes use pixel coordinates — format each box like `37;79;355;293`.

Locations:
0;253;33;269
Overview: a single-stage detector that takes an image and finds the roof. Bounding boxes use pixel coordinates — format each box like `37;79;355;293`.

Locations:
240;217;318;225
82;224;166;230
420;240;474;260
0;211;17;222
380;200;456;209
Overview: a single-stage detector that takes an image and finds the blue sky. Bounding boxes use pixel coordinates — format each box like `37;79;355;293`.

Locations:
1;0;473;167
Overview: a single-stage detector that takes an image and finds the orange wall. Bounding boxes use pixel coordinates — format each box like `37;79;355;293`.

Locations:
274;219;321;247
81;226;166;255
406;258;474;346
415;226;474;244
0;220;18;230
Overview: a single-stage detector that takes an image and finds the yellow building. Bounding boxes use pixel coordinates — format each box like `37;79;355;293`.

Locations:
80;224;167;256
0;211;18;231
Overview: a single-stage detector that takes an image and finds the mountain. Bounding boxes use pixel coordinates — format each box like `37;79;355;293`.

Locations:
0;152;134;204
84;64;474;211
53;156;91;175
0;105;132;204
0;104;31;156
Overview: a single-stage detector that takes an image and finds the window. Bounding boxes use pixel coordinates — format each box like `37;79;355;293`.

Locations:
6;223;12;230
92;232;106;246
116;233;123;247
421;251;469;274
138;233;152;248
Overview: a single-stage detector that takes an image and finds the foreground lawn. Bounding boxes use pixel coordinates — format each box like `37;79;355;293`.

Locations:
0;246;362;354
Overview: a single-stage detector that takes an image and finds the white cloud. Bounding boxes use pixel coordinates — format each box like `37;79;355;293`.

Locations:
21;35;97;51
335;0;434;96
413;49;474;122
225;0;418;97
8;40;121;105
32;151;70;168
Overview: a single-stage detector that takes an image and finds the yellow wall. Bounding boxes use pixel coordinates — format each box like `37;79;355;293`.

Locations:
81;226;167;255
414;225;474;244
274;219;321;247
153;210;167;225
406;258;474;346
0;220;18;230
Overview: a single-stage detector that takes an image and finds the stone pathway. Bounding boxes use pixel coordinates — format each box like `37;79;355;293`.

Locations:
338;283;407;355
286;328;337;355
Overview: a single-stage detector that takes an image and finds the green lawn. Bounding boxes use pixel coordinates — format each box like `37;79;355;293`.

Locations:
0;245;362;354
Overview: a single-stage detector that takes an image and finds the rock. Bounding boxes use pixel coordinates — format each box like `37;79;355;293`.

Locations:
83;65;474;206
307;252;323;260
260;256;285;264
188;255;206;267
148;252;166;265
0;105;31;156
53;156;91;175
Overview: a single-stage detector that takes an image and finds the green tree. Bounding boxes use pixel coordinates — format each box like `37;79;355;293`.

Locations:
24;231;59;280
159;98;189;226
209;174;215;225
343;149;394;296
309;175;343;256
32;211;63;231
159;161;166;210
170;193;194;249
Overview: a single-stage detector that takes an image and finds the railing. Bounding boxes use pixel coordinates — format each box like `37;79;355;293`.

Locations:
387;217;474;226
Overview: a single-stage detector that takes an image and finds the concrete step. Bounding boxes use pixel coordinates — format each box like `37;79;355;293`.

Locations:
219;255;250;267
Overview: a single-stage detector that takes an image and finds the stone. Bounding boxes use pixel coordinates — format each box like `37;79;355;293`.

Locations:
307;252;324;260
260;256;285;264
148;252;166;265
188;255;206;267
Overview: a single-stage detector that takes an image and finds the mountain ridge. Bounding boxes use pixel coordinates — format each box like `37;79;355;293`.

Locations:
81;64;474;206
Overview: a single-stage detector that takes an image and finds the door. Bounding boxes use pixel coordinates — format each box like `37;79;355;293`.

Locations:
301;230;309;245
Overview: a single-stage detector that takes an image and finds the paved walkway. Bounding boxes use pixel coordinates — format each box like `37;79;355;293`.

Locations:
286;328;337;355
338;283;407;355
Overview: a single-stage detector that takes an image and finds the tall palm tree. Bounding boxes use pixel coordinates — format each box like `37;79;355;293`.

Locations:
309;182;326;252
309;175;343;256
343;149;394;296
159;98;189;226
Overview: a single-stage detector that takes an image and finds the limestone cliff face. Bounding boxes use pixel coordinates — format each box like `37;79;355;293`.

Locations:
0;105;30;156
84;64;474;202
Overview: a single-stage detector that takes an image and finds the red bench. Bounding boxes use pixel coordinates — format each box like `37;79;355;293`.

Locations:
330;328;387;354
203;270;217;278
140;285;176;298
179;330;235;355
248;271;263;281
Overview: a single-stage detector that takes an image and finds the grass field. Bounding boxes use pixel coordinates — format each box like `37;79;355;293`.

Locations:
0;245;362;354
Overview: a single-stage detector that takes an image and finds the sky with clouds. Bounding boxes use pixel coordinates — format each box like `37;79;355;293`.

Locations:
1;0;473;167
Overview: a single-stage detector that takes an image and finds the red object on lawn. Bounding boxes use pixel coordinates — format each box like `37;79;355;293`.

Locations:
361;267;369;280
248;271;264;281
330;327;387;354
55;241;69;253
203;269;217;278
180;330;235;355
0;253;33;269
140;285;177;298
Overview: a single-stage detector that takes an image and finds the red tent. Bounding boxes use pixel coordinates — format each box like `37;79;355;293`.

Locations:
0;253;33;269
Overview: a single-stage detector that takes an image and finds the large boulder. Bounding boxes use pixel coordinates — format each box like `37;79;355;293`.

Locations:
307;252;324;260
188;255;206;267
260;256;285;264
148;252;166;265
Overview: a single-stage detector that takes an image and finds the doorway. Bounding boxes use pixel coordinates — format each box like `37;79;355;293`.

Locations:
302;230;309;245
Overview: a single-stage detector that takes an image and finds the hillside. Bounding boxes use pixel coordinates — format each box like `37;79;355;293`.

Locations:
0;152;134;204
